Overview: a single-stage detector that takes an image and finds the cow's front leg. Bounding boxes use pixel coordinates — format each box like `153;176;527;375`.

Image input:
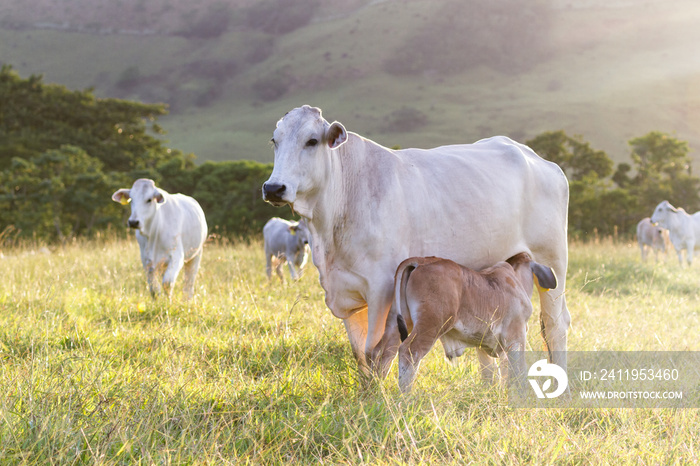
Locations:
163;250;184;300
343;308;370;379
287;260;299;281
674;243;684;266
369;304;402;379
686;241;694;266
364;286;397;379
144;262;161;298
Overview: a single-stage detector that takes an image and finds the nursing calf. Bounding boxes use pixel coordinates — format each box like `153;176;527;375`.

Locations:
112;179;207;300
394;253;557;393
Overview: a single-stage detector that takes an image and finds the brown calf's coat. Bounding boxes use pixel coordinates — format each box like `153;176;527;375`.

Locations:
394;252;557;392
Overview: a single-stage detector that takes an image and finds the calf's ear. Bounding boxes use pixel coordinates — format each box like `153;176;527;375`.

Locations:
112;189;131;205
327;121;347;149
531;262;557;291
289;225;298;236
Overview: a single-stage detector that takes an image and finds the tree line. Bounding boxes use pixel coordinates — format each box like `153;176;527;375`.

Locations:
1;65;697;244
0;65;290;244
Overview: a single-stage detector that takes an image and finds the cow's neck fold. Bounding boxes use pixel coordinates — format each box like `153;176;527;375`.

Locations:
309;135;358;235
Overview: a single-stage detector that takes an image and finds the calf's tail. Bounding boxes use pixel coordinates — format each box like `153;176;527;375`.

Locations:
395;261;419;342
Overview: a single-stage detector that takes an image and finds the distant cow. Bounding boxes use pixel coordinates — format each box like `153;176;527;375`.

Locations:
112;179;207;300
650;200;700;266
393;253;557;392
262;105;570;379
263;217;310;281
636;217;668;263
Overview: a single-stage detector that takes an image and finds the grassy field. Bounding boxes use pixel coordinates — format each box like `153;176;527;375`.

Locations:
1;236;699;464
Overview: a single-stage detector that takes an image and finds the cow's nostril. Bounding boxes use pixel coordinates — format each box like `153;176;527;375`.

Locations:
263;182;287;201
128;220;140;229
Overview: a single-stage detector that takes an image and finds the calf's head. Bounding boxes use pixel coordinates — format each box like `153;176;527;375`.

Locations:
112;178;166;232
262;106;347;217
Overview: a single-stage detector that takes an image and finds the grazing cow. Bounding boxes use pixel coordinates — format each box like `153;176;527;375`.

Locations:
262;105;570;378
636;217;668;263
263;217;311;281
393;252;557;392
650;200;700;266
112;178;207;300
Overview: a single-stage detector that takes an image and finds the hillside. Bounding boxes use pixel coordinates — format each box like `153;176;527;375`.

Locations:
1;0;700;166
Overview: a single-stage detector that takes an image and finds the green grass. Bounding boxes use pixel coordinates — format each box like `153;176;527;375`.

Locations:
1;236;699;463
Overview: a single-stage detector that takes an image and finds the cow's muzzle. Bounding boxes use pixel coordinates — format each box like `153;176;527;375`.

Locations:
262;182;287;205
128;219;140;229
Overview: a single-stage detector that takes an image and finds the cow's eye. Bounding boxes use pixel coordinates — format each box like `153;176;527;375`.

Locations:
306;138;318;147
146;199;152;204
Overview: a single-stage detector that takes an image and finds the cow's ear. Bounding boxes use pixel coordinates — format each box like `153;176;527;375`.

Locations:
289;225;298;236
327;121;347;149
154;190;166;204
112;189;131;205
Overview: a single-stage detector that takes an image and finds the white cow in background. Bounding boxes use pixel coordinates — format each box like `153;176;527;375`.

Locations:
263;217;310;281
262;105;570;379
112;178;207;300
636;217;668;263
651;200;700;266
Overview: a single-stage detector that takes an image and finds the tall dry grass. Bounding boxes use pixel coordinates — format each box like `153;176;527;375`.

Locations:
0;237;697;464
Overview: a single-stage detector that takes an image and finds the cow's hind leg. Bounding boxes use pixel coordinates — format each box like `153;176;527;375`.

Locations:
539;289;571;372
182;251;202;301
274;257;285;281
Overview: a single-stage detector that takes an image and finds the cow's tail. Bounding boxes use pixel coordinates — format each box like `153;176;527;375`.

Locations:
395;260;419;342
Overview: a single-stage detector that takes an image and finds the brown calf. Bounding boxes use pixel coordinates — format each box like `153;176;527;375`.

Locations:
394;252;557;392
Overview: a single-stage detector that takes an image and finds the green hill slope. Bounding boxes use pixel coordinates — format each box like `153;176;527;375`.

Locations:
2;0;700;166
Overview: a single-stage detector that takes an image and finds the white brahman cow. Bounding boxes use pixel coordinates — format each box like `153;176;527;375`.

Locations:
263;217;311;281
636;217;668;263
112;178;207;300
650;200;700;266
393;252;557;392
262;105;570;379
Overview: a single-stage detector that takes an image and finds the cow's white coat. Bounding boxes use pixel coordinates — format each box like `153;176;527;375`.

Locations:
262;106;570;377
263;217;310;280
112;178;207;299
636;217;668;263
651;200;700;266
